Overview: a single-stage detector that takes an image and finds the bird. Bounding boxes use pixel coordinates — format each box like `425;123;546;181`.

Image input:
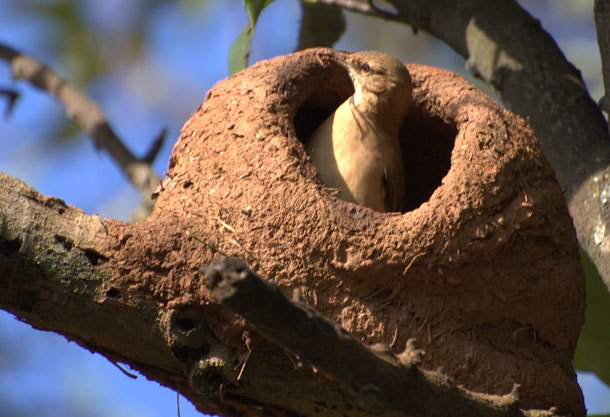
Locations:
306;50;411;213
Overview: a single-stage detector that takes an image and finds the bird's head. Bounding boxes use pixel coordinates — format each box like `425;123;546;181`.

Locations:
321;50;413;108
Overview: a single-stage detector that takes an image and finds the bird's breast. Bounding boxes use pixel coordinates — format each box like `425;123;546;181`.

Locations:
306;98;405;212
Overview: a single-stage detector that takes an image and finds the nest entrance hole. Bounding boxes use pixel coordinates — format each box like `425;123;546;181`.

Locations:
294;76;457;212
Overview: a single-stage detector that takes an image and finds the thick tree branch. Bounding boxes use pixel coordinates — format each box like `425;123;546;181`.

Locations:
0;43;161;199
297;2;346;50
203;258;564;417
317;0;610;288
0;172;334;417
0;170;570;417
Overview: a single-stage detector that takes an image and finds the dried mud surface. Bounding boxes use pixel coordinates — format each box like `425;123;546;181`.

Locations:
110;48;586;416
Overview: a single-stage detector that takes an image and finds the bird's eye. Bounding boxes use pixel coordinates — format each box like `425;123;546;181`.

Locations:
361;63;371;73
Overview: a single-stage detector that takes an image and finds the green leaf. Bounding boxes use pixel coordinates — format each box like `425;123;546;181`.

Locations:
228;0;276;74
228;24;252;75
245;0;275;26
573;248;610;387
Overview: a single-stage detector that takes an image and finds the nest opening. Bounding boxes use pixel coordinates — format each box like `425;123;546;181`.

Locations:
400;107;457;211
293;75;457;212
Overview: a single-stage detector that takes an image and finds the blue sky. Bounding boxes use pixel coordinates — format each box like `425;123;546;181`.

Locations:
0;0;608;415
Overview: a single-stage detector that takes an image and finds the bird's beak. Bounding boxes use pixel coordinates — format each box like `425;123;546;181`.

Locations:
319;51;352;71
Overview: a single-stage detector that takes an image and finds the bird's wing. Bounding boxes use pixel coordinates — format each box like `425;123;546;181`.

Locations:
382;167;392;212
382;165;405;212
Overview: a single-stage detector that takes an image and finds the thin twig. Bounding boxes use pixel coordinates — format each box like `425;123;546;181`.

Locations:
142;127;167;164
0;43;161;197
0;88;19;118
109;359;138;379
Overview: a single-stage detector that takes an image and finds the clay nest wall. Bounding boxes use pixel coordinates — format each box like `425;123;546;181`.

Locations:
110;48;585;416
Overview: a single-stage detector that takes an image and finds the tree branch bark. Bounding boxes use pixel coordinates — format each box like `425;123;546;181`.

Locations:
203;258;563;417
0;172;567;417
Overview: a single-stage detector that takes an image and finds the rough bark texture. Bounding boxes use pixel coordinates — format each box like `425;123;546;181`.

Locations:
0;48;585;416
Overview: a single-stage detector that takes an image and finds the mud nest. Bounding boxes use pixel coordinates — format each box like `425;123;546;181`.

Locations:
141;48;585;416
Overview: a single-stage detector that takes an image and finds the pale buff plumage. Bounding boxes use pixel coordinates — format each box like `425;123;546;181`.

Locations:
306;50;411;212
